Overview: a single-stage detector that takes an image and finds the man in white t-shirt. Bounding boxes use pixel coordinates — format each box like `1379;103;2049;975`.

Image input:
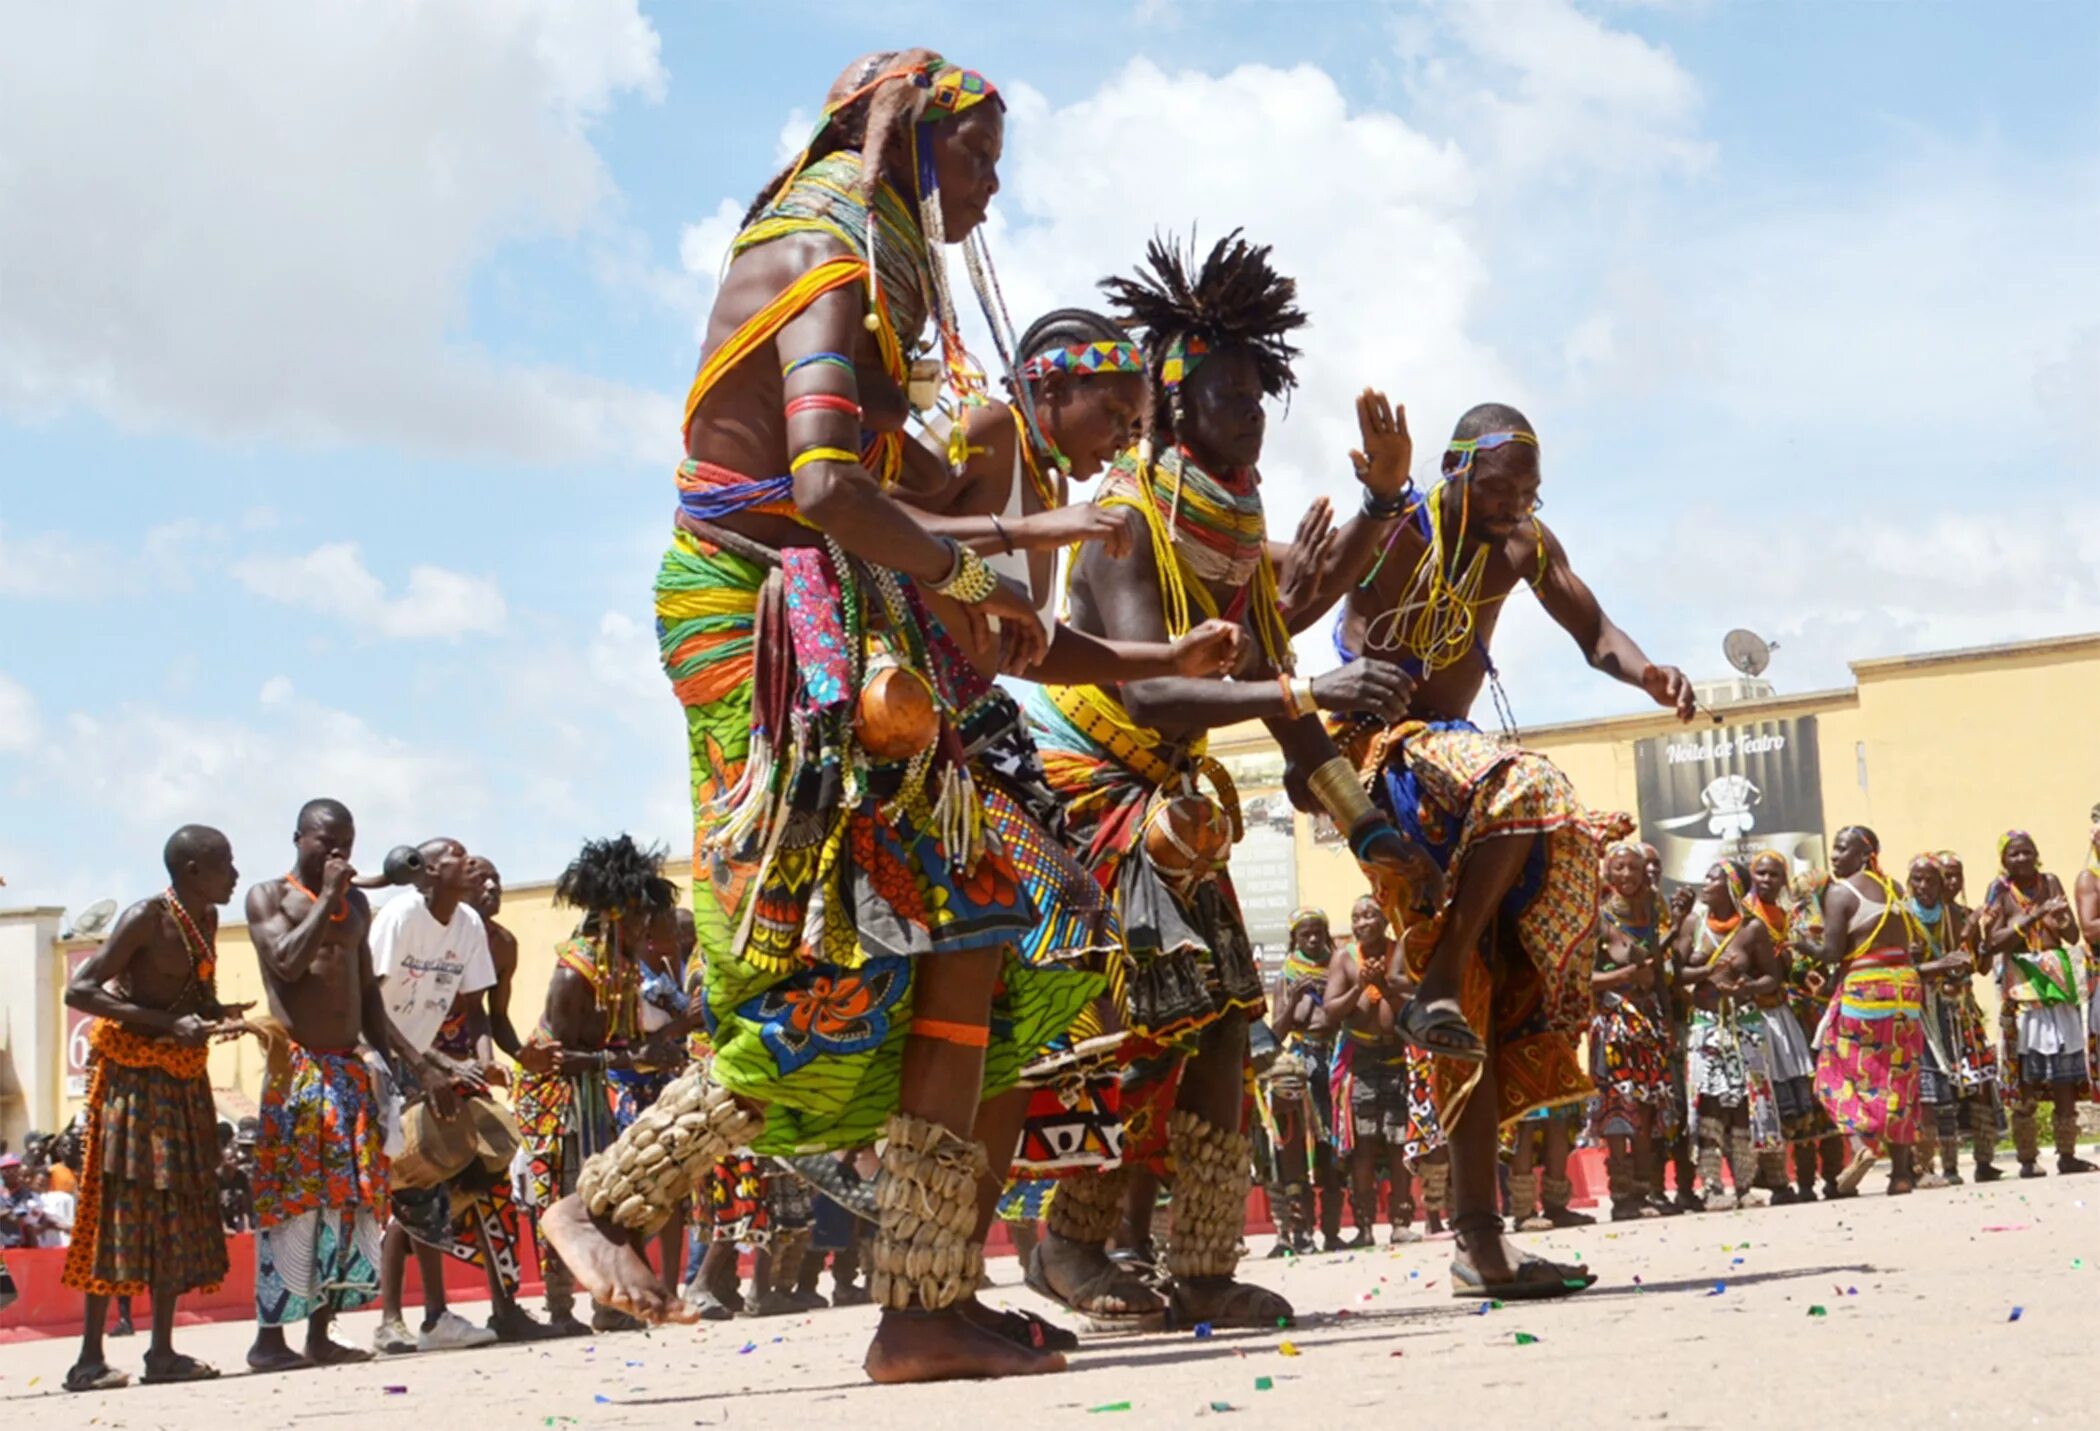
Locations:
369;839;551;1351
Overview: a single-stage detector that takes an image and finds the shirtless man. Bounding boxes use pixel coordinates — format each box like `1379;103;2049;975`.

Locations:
1328;404;1689;1291
464;856;544;1071
61;825;253;1392
1336;403;1694;727
1674;861;1786;1211
244;799;439;1371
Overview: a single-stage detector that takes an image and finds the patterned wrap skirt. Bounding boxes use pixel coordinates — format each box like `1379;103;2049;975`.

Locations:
661;530;1105;1156
1813;954;1924;1144
1023;684;1266;1174
1587;993;1671;1140
61;1022;227;1298
514;1066;617;1210
1340;720;1605;1136
252;1045;390;1325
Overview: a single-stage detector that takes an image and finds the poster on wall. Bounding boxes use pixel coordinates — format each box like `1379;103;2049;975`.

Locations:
1635;715;1827;898
64;945;95;1098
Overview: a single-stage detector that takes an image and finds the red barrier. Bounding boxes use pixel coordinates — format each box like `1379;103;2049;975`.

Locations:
3;1149;1608;1341
0;1234;550;1343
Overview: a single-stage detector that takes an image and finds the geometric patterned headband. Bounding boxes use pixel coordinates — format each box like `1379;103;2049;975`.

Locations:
1020;340;1145;382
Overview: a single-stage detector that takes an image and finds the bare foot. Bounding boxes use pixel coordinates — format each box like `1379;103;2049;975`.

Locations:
540;1193;694;1326
1027;1232;1165;1323
863;1308;1066;1384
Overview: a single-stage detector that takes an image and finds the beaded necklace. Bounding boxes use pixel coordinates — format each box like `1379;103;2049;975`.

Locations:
284;870;348;923
1010;404;1064;514
162;889;219;1004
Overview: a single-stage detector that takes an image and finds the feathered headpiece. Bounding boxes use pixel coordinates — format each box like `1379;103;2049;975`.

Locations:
556;834;675;922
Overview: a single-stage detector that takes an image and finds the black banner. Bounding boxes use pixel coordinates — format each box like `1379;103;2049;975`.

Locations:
1634;715;1827;898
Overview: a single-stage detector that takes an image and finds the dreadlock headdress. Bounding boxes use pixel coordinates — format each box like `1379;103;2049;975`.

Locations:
556;835;675;1039
1099;229;1306;451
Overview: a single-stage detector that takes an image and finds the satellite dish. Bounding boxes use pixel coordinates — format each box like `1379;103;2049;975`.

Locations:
1723;629;1778;678
67;898;120;940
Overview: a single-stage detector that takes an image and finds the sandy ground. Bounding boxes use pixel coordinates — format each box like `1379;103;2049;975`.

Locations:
4;1164;2095;1430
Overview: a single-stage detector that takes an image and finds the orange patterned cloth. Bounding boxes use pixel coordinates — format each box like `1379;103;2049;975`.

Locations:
61;1023;225;1298
89;1016;211;1078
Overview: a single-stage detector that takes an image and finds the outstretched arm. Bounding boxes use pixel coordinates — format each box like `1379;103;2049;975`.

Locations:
1532;524;1695;720
1076;536;1414;738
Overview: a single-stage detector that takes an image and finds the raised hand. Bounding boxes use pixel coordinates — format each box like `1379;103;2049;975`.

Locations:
1349;389;1412;500
1276;497;1339;627
320;855;356;901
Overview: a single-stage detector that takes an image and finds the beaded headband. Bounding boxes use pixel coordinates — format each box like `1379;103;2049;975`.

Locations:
1020;340;1145;382
1446;429;1539;478
922;63;997;116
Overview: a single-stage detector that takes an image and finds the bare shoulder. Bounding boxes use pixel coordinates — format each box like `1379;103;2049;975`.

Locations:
488;919;519;971
244;878;286;925
712;231;854;325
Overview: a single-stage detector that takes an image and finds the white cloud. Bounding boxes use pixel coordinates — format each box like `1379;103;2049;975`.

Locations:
1413;0;1713;183
233;542;507;640
0;523;103;597
14;693;489;906
0;673;40;752
0;1;671;464
0;519;223;600
982;59;1506;540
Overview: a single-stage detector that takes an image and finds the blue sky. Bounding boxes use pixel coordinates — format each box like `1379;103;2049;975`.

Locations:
3;0;2097;914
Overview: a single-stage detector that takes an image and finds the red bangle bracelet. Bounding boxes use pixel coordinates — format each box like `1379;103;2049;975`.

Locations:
785;393;863;420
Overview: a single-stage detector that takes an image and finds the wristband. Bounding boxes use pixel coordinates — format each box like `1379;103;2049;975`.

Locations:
1293;676;1317;717
1348;817;1401;862
990;514;1014;555
1277;674;1309;720
935;541;999;604
1361;483;1412;520
1309;755;1376;829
